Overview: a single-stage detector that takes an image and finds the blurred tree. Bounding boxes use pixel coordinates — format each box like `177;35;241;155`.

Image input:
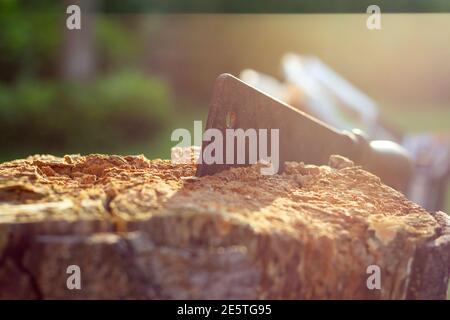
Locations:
0;0;175;161
62;0;97;81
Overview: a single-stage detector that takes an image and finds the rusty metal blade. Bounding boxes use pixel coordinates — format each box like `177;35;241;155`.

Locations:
196;73;358;177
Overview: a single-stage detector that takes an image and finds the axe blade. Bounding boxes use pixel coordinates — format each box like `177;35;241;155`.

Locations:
196;73;356;177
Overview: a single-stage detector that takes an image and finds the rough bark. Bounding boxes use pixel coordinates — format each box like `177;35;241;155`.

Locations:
0;153;448;299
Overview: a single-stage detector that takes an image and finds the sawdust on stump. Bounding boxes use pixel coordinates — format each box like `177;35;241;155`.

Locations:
0;153;448;299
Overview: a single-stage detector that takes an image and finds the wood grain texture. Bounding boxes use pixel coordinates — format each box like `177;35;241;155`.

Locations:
0;153;448;299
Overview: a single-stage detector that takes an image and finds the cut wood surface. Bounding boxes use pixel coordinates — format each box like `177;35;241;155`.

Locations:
0;153;449;299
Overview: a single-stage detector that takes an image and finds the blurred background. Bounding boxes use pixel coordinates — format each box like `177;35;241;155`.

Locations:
0;1;449;212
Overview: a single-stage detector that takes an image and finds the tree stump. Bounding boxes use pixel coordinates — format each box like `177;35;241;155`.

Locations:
0;153;449;299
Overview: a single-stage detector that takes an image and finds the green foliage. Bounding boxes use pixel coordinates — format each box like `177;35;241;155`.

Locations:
101;0;450;13
0;1;62;80
0;3;143;81
0;1;174;161
0;72;173;160
95;18;141;70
